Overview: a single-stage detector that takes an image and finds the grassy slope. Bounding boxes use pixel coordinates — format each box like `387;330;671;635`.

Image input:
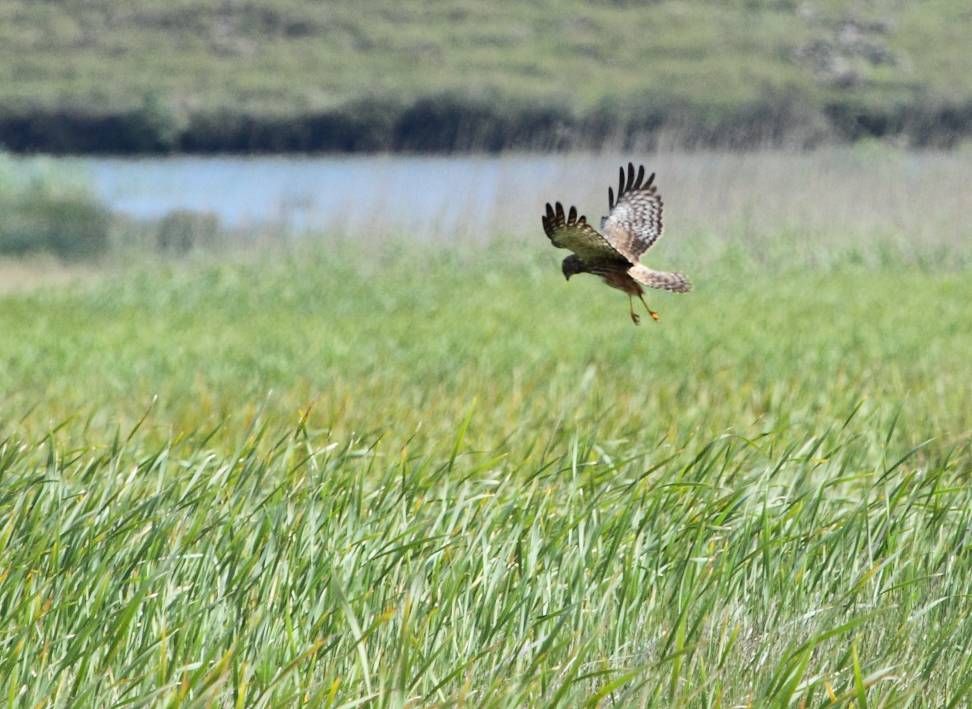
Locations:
1;0;971;149
1;239;970;704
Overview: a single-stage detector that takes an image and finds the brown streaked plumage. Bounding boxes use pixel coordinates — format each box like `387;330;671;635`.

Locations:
541;163;691;325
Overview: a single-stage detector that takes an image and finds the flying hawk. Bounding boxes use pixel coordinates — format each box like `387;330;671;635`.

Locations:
542;163;691;324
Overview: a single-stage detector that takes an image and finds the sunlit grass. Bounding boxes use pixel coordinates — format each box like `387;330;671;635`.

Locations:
3;0;972;149
3;0;971;110
1;232;970;704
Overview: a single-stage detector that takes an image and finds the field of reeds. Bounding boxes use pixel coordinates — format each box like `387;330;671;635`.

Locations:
1;149;970;705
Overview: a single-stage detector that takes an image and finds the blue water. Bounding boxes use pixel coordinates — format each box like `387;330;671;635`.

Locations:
50;150;962;249
76;155;582;237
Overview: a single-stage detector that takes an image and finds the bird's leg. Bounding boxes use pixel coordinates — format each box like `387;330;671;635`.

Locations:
638;293;661;322
628;295;641;325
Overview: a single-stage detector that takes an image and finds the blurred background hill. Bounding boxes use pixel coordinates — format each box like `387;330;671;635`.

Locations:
2;0;971;153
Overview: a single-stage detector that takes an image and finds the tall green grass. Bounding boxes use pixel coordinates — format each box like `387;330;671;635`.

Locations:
1;229;970;704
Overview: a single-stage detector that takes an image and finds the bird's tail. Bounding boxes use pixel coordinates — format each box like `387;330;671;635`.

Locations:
628;264;692;293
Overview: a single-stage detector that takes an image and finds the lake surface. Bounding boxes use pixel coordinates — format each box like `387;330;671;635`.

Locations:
78;155;579;238
59;150;970;248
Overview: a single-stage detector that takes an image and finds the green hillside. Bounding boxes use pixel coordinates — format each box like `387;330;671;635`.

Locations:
2;0;971;152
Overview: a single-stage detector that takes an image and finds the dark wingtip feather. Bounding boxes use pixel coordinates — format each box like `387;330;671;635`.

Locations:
568;205;577;222
634;164;645;189
617;167;624;199
608;186;614;209
626;162;635;190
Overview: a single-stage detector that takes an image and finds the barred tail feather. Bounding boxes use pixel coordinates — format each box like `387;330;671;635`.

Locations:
627;264;691;293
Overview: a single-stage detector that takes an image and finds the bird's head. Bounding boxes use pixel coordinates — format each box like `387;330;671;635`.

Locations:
561;255;585;281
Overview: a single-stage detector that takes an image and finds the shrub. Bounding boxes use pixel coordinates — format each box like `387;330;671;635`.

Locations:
0;154;112;259
156;209;220;254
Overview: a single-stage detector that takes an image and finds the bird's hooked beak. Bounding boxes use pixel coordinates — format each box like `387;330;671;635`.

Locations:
562;259;577;281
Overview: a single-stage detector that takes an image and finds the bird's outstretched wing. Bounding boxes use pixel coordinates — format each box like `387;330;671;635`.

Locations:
542;201;629;264
628;264;691;293
600;162;664;262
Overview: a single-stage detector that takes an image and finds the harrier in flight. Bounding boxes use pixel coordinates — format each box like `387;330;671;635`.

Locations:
542;163;691;324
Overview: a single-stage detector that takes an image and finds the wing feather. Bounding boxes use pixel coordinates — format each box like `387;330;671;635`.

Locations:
628;264;691;293
542;201;629;264
600;162;663;262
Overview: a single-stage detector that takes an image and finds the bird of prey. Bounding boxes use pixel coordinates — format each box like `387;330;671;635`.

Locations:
541;163;691;324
